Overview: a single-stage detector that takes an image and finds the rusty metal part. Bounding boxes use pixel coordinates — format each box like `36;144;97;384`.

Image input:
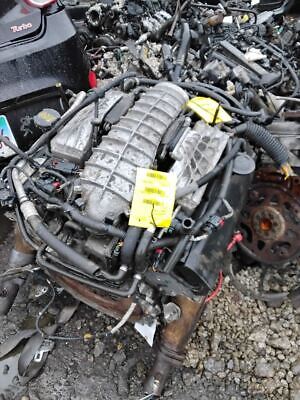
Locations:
0;225;35;315
14;225;35;255
239;167;300;265
206;12;224;26
49;272;142;321
144;295;206;397
8;225;35;268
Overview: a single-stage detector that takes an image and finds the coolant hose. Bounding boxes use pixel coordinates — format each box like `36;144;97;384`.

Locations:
28;215;128;281
173;23;191;81
62;204;126;239
28;216;99;276
135;229;155;272
121;227;143;267
234;122;289;168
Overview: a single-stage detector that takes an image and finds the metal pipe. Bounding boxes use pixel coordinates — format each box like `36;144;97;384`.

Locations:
144;295;206;397
50;272;142;321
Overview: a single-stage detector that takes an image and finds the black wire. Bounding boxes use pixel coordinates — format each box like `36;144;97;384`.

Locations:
135;78;262;117
151;203;157;228
226;263;289;302
35;277;83;341
0;136;37;166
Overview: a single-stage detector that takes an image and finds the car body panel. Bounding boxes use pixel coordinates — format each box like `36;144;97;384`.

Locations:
0;2;90;153
0;0;42;46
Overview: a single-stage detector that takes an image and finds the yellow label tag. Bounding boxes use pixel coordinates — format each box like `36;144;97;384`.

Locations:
129;168;176;229
186;97;232;124
240;14;250;23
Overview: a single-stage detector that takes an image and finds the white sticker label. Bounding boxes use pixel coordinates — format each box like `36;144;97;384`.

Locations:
251;0;260;5
134;319;157;347
223;16;233;24
0;115;18;158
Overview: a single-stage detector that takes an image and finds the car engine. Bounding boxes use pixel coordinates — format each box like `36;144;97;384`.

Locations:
0;70;296;395
0;0;299;397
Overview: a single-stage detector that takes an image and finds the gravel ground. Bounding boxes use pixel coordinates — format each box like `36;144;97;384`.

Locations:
0;217;299;400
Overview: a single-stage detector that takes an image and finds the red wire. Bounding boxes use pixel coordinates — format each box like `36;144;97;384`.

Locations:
205;271;224;303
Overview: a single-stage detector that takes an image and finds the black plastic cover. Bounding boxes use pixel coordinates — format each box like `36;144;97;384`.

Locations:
0;7;89;152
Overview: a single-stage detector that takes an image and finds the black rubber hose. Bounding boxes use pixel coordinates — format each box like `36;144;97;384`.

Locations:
47;250;128;283
192;149;234;235
28;215;126;281
29;215;99;276
226;263;288;302
62;204;126;239
148;237;181;251
173;22;191;81
45;248;98;278
234;122;289;167
164;236;190;274
135;230;155;273
37;249;140;298
197;82;245;110
164;142;235;274
121;227;143;267
26;182;126;239
176;139;245;199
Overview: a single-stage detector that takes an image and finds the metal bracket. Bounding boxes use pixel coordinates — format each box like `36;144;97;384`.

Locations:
34;339;55;363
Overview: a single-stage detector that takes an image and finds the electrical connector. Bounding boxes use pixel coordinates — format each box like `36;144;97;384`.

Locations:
227;231;243;251
206;215;225;230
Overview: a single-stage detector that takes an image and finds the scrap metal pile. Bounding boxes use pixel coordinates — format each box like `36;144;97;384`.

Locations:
0;0;299;397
